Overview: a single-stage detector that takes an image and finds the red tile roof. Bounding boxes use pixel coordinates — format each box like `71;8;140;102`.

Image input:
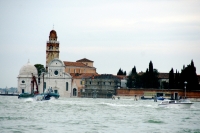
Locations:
71;73;99;79
63;61;87;67
76;58;93;62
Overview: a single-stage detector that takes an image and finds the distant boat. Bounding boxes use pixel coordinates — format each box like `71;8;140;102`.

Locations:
158;99;193;108
141;91;171;100
157;96;165;100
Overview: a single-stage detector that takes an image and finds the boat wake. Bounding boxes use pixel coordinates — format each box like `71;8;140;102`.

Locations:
24;98;34;102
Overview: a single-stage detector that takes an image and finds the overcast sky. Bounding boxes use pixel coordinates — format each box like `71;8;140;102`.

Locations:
0;0;200;88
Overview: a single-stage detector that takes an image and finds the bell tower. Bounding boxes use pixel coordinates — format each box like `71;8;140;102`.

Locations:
46;30;60;70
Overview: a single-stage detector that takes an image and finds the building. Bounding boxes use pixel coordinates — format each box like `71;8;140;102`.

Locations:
64;58;96;74
64;58;98;97
40;29;98;97
81;74;121;98
37;30;72;97
46;30;59;71
17;60;38;94
39;58;72;97
18;30;104;97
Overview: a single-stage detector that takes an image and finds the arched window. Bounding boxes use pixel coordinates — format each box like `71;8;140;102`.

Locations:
73;88;77;96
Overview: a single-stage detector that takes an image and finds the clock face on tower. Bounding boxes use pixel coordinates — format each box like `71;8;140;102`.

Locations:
54;70;58;75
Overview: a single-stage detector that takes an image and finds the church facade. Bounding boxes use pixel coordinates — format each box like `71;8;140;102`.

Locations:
38;58;72;97
18;29;98;97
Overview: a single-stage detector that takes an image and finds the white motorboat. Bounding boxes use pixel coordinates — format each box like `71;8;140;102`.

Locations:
158;99;193;108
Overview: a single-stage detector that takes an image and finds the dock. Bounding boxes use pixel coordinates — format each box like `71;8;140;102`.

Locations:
0;94;19;96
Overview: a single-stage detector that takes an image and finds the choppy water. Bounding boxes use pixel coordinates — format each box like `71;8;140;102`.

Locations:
0;96;200;133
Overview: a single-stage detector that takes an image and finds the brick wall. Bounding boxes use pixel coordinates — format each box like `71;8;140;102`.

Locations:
117;89;200;98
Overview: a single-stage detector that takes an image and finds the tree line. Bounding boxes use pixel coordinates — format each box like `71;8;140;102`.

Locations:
124;61;159;88
117;60;200;90
169;60;199;91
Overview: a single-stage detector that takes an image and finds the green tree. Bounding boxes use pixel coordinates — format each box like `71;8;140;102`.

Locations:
117;68;126;76
169;68;174;89
132;66;137;75
126;66;137;88
174;70;180;89
124;71;126;76
179;60;199;91
34;64;45;76
144;61;159;88
127;61;159;89
149;61;153;73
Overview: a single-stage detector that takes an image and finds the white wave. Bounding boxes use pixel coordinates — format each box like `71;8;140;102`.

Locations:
24;98;34;102
98;102;135;107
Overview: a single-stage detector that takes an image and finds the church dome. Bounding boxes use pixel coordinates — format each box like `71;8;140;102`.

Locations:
19;60;38;76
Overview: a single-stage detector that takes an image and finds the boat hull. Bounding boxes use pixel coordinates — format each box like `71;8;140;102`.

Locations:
18;93;34;99
158;102;193;108
35;93;60;101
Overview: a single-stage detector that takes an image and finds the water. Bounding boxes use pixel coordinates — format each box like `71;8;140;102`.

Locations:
1;96;200;133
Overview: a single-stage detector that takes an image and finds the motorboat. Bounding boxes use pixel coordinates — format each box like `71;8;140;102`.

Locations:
35;88;60;101
141;96;165;100
18;92;34;99
158;99;193;108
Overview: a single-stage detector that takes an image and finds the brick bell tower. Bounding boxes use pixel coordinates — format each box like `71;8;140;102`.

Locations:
46;30;60;71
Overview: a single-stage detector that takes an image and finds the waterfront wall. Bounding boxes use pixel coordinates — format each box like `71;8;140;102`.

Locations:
116;89;200;98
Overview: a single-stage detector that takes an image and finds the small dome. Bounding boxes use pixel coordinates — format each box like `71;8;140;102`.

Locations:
19;60;37;76
49;30;57;40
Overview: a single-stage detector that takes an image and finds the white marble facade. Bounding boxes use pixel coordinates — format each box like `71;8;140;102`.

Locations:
17;60;38;94
39;58;72;97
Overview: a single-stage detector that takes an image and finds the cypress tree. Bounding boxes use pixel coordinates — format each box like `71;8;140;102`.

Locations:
124;71;126;76
132;66;137;75
179;60;199;90
117;68;124;75
174;70;180;89
169;68;174;89
149;61;153;74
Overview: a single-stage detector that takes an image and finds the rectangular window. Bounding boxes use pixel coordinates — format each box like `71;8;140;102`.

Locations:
22;89;24;93
44;82;46;89
66;82;68;91
54;90;58;93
